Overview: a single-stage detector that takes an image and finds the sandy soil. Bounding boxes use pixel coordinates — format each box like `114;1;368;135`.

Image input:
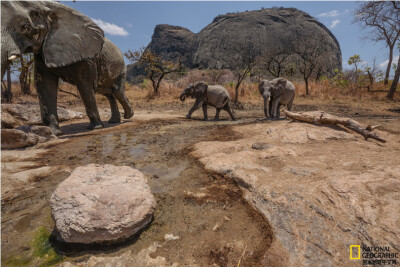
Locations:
1;95;400;266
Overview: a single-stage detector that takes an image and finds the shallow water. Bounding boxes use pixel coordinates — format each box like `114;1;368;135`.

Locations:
2;119;272;266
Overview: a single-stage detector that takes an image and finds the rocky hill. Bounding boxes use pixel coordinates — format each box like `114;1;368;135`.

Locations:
127;7;342;83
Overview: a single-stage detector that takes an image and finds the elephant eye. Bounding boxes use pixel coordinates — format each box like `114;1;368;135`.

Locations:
20;23;31;32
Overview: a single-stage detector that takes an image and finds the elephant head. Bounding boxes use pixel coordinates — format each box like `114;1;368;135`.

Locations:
259;78;286;117
1;0;105;78
180;81;208;101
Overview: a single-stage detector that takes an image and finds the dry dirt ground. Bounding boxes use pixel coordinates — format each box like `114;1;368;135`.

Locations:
1;94;400;267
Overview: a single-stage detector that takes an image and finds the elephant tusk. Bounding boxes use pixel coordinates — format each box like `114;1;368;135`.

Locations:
8;55;17;61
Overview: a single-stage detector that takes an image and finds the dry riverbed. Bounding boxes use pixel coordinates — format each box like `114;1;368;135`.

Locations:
1;99;400;266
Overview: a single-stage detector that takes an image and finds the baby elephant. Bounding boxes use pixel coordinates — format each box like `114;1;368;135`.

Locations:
259;78;295;119
179;81;236;121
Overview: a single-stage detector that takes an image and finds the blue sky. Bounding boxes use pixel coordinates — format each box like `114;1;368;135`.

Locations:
62;1;397;73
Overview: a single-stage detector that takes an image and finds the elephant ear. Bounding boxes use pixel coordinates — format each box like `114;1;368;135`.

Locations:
272;84;283;98
41;2;104;68
193;81;208;97
259;80;268;95
276;78;287;88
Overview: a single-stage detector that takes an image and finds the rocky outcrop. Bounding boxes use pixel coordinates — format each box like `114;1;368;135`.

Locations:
191;121;399;266
1;126;56;149
1;129;39;149
1;103;83;128
127;7;341;82
50;164;156;244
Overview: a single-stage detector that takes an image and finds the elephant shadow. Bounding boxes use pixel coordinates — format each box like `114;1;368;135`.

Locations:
59;120;130;138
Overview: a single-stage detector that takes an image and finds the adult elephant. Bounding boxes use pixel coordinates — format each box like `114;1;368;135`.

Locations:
179;81;236;121
258;78;295;119
1;1;133;135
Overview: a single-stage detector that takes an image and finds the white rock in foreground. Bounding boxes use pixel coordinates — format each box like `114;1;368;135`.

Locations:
50;164;156;244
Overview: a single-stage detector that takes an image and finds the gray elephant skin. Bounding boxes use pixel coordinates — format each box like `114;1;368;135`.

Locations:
259;78;295;119
179;82;236;121
1;1;133;135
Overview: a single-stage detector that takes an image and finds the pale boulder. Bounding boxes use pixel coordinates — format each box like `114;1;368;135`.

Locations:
50;164;156;244
1;129;38;149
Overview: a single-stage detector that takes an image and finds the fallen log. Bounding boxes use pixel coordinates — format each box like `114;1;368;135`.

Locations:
284;110;386;143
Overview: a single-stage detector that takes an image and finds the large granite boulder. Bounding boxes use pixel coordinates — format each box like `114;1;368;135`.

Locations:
50;164;156;244
127;7;341;82
191;121;398;266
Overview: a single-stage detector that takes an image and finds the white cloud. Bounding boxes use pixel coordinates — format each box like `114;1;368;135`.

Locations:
317;10;340;18
91;18;129;36
379;56;399;68
330;19;340;29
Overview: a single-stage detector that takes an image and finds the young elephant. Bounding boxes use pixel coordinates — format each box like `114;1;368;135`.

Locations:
259;78;295;119
179;81;236;121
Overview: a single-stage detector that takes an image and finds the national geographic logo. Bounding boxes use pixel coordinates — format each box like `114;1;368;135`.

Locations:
350;245;398;265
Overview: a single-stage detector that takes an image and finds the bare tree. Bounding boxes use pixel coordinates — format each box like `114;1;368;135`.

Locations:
294;37;327;95
354;1;400;85
233;41;258;104
14;54;34;95
388;43;400;99
257;48;290;78
125;47;183;96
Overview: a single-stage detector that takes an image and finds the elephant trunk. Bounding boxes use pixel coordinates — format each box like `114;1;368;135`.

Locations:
263;94;270;118
1;28;21;80
179;92;186;101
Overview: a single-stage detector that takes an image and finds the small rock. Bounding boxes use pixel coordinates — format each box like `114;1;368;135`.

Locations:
1;112;19;129
213;224;220;231
251;142;273;150
164;234;180;241
50;164;156;244
1;129;38;149
224;216;232;221
16;125;56;143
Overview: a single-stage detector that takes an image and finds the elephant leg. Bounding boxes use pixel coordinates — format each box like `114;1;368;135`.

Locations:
269;98;273;118
105;94;121;123
214;108;221;120
77;82;104;130
113;70;134;119
271;98;280;119
187;99;202;119
224;103;237;121
277;104;281;119
263;96;270;118
287;98;294;111
34;55;62;136
202;104;208;121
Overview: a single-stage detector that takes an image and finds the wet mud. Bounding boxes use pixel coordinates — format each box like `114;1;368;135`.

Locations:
2;118;273;266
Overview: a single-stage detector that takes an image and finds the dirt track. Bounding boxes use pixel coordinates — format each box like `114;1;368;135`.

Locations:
1;98;400;266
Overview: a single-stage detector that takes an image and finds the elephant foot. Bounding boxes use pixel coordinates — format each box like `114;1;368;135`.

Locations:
231;118;237;121
185;115;191;119
50;126;63;136
124;109;134;119
212;118;219;121
108;117;121;124
87;122;104;130
203;118;209;121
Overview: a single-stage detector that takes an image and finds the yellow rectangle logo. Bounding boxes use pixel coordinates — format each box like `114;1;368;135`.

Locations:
350;245;360;260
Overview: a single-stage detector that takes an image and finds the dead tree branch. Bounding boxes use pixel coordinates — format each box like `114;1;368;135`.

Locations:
284;110;386;143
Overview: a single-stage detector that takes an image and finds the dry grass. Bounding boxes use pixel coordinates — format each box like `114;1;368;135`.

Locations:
3;71;399;111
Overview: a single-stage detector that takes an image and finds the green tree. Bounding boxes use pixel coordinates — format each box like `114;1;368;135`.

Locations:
124;47;183;95
348;54;363;83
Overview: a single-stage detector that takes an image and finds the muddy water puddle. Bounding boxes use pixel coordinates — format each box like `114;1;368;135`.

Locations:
2;119;272;266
